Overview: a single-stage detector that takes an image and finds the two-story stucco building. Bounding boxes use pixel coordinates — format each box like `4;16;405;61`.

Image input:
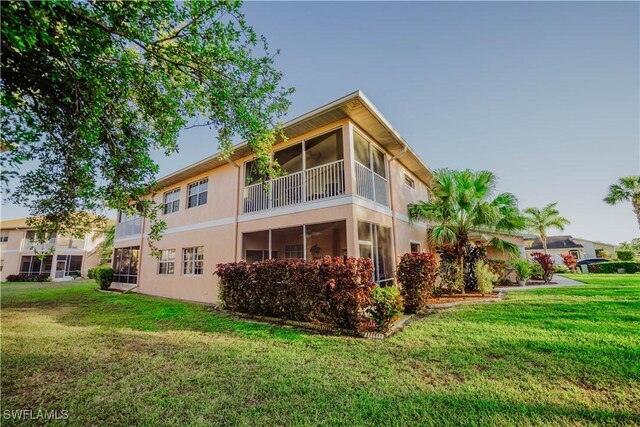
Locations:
112;91;437;303
0;217;103;281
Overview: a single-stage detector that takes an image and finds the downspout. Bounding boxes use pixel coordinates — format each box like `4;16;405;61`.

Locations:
387;146;408;284
226;158;241;262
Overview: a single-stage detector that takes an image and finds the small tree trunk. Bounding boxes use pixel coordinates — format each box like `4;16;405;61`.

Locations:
633;198;640;230
457;254;465;294
542;237;548;254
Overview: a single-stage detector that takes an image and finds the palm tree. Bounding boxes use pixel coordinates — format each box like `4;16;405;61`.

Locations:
408;169;525;292
522;203;571;254
91;222;115;265
604;176;640;229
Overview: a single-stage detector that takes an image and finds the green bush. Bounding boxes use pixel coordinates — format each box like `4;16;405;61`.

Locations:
529;261;544;280
590;261;640;274
554;265;570;274
87;268;96;280
396;252;437;314
5;274;51;282
511;259;531;282
93;266;115;290
475;260;498;295
616;250;635;261
370;286;404;332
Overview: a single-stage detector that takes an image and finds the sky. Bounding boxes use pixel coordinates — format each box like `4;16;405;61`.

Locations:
2;1;639;244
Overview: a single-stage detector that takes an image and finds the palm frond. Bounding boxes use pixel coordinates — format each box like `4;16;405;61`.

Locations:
489;237;521;258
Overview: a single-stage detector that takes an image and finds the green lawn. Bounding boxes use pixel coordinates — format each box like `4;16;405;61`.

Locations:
1;275;639;426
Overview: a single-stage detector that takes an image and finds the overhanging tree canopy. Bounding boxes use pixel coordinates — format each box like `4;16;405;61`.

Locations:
1;0;293;243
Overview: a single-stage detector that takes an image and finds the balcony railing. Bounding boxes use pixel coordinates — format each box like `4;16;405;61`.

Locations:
243;160;345;214
355;161;389;207
116;216;142;238
20;237;86;252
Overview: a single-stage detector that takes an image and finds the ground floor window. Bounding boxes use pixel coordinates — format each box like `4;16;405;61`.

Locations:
183;247;204;275
569;250;581;259
242;220;347;262
113;246;140;284
158;249;175;275
410;241;422;253
20;255;53;275
54;255;83;278
358;221;394;284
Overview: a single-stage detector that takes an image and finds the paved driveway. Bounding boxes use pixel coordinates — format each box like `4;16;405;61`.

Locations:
495;275;584;292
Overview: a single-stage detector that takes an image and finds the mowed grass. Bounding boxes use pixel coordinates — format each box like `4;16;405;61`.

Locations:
1;275;639;426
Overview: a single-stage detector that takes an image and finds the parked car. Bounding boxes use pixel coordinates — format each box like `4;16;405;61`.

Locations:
576;258;610;266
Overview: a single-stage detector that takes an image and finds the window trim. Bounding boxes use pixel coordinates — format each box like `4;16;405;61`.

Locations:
410;241;422;253
163;188;181;215
0;231;8;243
404;173;416;190
186;178;208;209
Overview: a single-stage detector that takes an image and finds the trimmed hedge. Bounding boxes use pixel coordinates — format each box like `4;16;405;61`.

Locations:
93;266;115;290
216;256;383;333
5;274;51;282
589;261;640;274
396;252;437;313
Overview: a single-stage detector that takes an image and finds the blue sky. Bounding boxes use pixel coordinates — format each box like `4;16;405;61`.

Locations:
3;1;639;244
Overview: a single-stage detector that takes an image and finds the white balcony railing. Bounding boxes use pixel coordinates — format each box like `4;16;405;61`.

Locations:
355;161;390;207
243;160;345;214
116;216;142;238
20;237;86;252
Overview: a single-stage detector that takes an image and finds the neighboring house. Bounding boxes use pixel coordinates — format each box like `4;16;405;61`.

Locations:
524;235;617;265
112;90;436;303
0;217;103;281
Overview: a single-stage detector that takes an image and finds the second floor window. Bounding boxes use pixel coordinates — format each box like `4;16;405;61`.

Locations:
163;188;180;214
404;174;415;189
187;179;208;208
183;247;203;275
0;232;8;243
158;249;175;275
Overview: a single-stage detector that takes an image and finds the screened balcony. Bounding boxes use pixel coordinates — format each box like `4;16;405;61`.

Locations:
243;129;345;214
353;131;390;207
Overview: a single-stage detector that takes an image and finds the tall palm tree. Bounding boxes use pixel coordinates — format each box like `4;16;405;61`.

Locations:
408;169;525;292
91;222;115;265
522;203;570;253
604;176;640;229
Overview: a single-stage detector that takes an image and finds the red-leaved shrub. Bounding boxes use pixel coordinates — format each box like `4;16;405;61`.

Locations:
561;253;577;273
530;252;554;283
215;256;378;333
396;252;437;313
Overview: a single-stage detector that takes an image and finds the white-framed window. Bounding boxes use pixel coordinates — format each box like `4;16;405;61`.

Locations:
284;244;304;259
410;241;421;253
187;179;208;209
163;188;180;215
0;232;8;243
404;173;415;189
183;247;203;275
158;249;176;275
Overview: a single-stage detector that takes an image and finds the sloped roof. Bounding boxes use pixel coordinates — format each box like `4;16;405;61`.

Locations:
0;217;30;229
155;90;435;189
527;235;583;250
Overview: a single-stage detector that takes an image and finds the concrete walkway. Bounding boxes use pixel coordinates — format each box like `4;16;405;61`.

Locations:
495;275;584;292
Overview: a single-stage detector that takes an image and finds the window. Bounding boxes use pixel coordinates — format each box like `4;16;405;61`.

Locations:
0;232;8;243
245;249;272;263
55;255;83;278
404;174;415;189
410;242;421;253
284;244;304;259
116;211;142;238
183;247;203;275
20;255;53;275
163;188;180;214
113;246;140;284
358;221;394;284
158;249;176;275
304;129;344;169
569;250;581;259
187;179;208;208
274;142;303;174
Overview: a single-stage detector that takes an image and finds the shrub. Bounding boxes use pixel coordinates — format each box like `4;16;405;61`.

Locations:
5;274;51;282
554;265;570;274
529;252;554;283
438;245;486;292
616;250;635;261
511;259;531;283
529;261;544;280
561;253;577;273
396;252;437;314
87;268;96;280
437;258;463;294
216;257;379;333
93;266;115;290
486;259;511;285
475;260;498;295
370;286;404;332
595;249;611;259
590;261;640;274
